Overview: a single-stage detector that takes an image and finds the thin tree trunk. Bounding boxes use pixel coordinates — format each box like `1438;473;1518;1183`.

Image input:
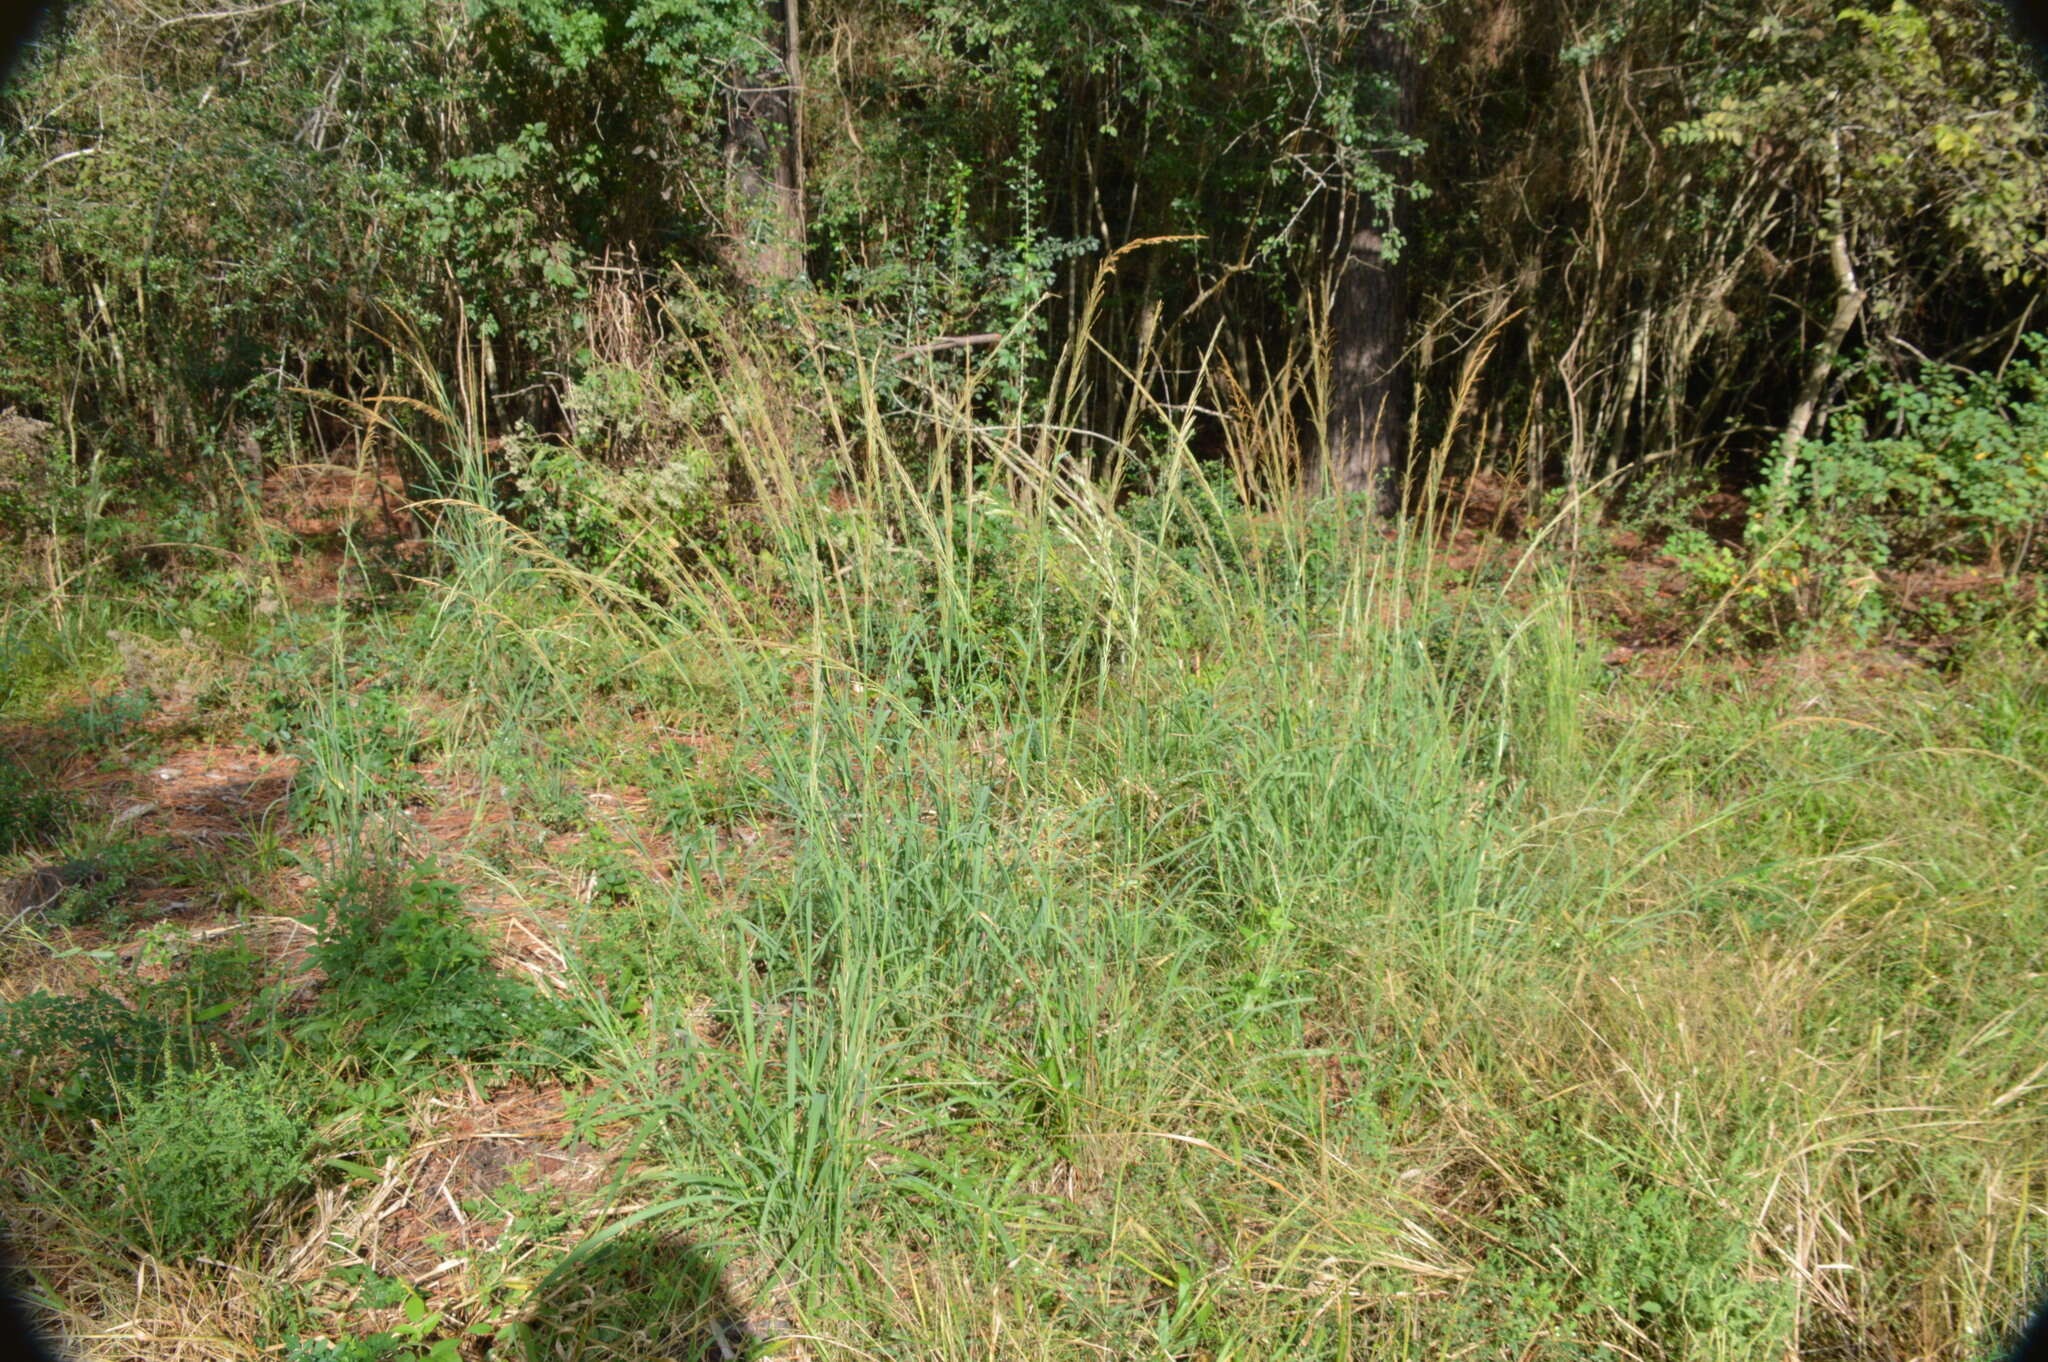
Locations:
723;0;805;287
1767;224;1863;510
1767;134;1863;513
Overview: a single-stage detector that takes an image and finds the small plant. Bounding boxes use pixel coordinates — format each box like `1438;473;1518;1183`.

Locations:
1490;1165;1793;1350
34;834;179;928
0;990;171;1122
500;368;730;576
566;825;644;908
301;862;583;1071
286;1283;473;1362
1123;460;1254;578
0;755;69;852
95;1061;311;1259
243;638;321;751
0;935;265;1122
51;688;155;754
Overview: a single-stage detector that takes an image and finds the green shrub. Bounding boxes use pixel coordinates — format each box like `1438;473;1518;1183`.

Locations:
95;1062;310;1259
1122;461;1254;578
1806;340;2048;561
301;863;584;1071
0;991;170;1122
1491;1168;1793;1353
500;360;732;578
0;938;264;1122
854;490;1114;709
1701;339;2048;639
0;755;69;853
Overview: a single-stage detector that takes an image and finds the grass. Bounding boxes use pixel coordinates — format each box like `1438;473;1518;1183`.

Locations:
0;329;2043;1360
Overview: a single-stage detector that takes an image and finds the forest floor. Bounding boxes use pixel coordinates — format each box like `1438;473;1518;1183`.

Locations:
1;467;2043;1361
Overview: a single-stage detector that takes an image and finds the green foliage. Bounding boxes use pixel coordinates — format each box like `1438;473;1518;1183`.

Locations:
0;990;171;1122
51;688;154;754
1672;341;2048;639
1671;1;2048;284
285;1284;471;1362
4;0;2048;1353
37;835;175;928
1122;462;1254;579
301;862;583;1071
499;359;738;575
243;640;323;751
854;489;1113;708
503;438;725;573
0;754;70;853
1481;1161;1792;1353
94;1061;311;1259
1793;340;2048;558
0;0;766;483
0;936;263;1122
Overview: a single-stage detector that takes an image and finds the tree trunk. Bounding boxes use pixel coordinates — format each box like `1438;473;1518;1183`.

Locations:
1766;223;1863;512
1321;26;1415;508
1326;217;1408;505
722;0;805;287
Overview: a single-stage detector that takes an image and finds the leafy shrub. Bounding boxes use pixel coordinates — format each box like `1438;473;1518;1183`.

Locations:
0;755;69;853
302;863;584;1071
0;991;170;1122
1489;1168;1792;1352
0;939;264;1121
95;1062;310;1259
1808;342;2048;556
500;360;733;577
1693;340;2048;640
1122;461;1254;578
851;490;1114;709
503;435;732;574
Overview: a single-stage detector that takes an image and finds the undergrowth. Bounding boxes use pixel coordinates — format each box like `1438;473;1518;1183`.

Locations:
0;332;2041;1362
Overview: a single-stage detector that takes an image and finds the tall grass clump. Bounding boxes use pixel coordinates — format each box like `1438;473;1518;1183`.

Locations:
331;311;2036;1358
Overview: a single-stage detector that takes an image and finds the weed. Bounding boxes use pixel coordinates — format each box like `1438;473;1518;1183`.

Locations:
95;1061;311;1259
300;862;584;1072
0;754;69;853
33;834;177;927
51;688;156;754
852;488;1114;709
285;1284;476;1362
0;990;172;1123
0;936;266;1123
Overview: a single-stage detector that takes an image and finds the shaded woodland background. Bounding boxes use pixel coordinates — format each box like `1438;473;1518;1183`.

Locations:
3;0;2046;632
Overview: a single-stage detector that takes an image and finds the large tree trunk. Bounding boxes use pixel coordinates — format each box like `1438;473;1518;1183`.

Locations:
722;0;805;287
1326;217;1409;504
1320;24;1415;508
